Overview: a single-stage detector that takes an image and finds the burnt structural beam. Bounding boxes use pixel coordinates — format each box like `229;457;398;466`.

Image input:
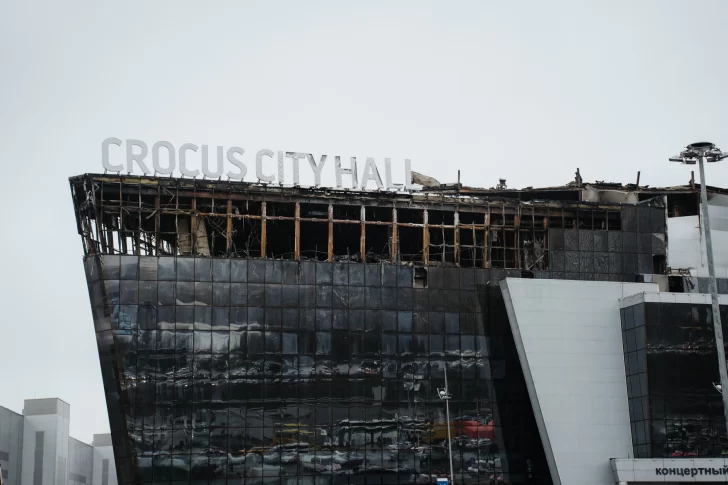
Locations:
484;208;490;268
136;181;142;255
391;208;398;262
155;190;161;256
423;209;429;265
328;204;334;262
453;211;459;265
92;181;106;254
261;201;267;258
360;206;366;262
226;199;233;256
294;203;301;261
191;197;198;255
119;181;127;254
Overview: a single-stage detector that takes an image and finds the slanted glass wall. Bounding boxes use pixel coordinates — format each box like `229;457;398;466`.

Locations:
86;256;551;485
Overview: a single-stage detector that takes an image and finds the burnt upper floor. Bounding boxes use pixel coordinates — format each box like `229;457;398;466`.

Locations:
69;174;702;274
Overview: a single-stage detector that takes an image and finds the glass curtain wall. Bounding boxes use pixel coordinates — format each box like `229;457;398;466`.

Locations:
86;256;551;485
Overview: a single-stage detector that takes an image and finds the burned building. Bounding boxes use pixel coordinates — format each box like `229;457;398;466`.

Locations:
70;173;728;485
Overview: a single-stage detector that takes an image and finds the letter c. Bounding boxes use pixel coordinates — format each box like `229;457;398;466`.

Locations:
256;149;275;183
102;138;123;172
179;143;201;177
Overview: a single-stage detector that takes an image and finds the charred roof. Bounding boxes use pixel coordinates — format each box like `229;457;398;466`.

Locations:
69;173;679;273
70;173;724;210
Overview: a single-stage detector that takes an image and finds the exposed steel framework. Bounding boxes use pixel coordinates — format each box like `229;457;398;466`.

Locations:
70;174;632;270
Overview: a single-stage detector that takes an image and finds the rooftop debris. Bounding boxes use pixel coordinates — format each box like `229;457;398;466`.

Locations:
411;171;440;187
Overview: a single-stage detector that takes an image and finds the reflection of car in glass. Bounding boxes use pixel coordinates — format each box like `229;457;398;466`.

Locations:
315;361;334;376
252;361;281;378
297;357;315;379
190;452;227;476
467;459;492;474
387;441;413;451
263;443;308;465
243;453;287;481
382;361;398;378
380;450;399;463
126;371;151;387
228;365;249;378
166;365;196;379
281;362;298;381
228;452;247;472
415;445;448;462
440;420;495;443
270;442;312;452
153;455;189;479
670;450;697;457
399;362;427;380
348;465;416;483
349;359;380;376
300;453;342;473
414;473;438;484
332;451;364;468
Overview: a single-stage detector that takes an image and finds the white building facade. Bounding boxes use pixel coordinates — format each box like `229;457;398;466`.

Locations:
0;399;116;485
502;278;728;485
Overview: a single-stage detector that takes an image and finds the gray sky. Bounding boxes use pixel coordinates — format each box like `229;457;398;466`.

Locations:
1;0;727;443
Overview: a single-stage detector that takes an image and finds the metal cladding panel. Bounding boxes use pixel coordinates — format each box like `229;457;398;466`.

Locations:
500;278;658;485
667;194;728;278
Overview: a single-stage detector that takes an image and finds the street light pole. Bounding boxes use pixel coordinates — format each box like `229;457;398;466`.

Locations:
697;154;728;433
670;142;728;436
444;369;455;485
438;368;455;485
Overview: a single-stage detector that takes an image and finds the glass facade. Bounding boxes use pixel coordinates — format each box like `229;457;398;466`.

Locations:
71;173;676;485
86;256;551;485
622;301;728;458
546;204;666;281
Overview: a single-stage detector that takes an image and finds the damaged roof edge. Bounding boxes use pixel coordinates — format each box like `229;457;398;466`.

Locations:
70;173;726;207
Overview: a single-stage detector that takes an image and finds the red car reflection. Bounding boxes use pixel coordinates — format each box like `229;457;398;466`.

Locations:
459;420;495;440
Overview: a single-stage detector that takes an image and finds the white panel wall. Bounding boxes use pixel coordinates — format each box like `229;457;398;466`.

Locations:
90;446;114;485
68;439;92;485
1;402;114;485
20;414;69;485
667;193;728;278
0;407;24;485
500;279;659;485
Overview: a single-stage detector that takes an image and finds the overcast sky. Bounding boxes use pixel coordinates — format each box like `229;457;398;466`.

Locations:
1;0;728;443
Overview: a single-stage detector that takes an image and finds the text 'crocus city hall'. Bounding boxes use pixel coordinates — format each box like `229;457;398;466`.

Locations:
70;173;728;485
